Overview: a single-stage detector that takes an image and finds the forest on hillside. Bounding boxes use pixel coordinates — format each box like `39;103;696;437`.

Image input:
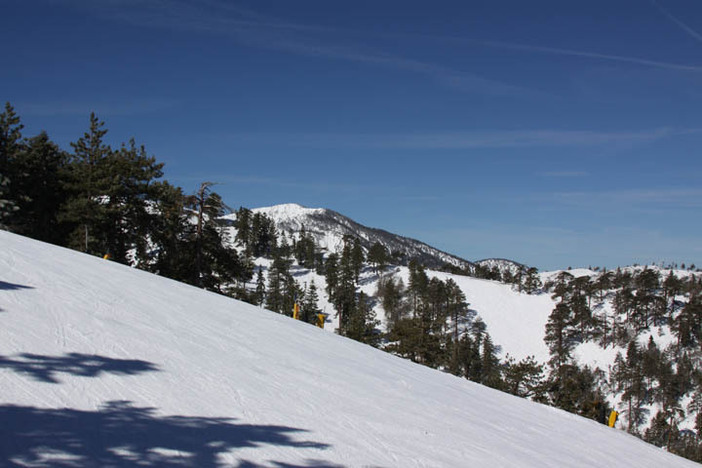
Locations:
2;103;702;462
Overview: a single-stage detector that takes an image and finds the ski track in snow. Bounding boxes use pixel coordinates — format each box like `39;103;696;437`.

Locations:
0;230;697;467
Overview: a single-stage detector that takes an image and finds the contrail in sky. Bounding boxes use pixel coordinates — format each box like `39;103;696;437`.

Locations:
650;0;702;43
473;39;702;72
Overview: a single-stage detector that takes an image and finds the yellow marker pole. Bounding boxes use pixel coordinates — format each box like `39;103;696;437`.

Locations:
293;303;300;320
608;410;619;428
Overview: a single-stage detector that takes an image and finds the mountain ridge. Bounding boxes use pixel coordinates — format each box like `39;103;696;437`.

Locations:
245;203;481;271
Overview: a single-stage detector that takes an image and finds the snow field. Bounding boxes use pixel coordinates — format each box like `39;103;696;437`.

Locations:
0;230;696;466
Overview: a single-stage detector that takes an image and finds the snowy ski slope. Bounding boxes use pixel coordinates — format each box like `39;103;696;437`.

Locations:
0;230;695;467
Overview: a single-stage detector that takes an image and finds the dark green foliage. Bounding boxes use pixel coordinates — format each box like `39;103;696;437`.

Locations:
253;268;266;306
351;237;364;282
376;275;406;327
180;183;249;291
345;292;380;347
522;267;542;294
145;182;191;278
300;281;322;324
502;355;545;400
324;253;340;300
6;132;69;243
367;241;388;274
250;212;277;258
0;174;16;228
673;294;702;350
0;102;24;168
612;342;650;434
547;364;609;422
327;236;363;335
265;252;294;314
62;113;113;254
293;226;317;269
544;302;577;373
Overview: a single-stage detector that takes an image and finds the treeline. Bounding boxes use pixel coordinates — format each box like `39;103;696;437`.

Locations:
376;263;606;421
0;103;256;294
375;261;544;398
543;268;702;461
446;262;542;294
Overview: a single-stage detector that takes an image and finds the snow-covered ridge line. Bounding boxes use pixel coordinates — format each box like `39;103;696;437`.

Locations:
250;203;476;270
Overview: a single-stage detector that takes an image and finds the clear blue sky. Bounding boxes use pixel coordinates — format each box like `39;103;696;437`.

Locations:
3;0;702;271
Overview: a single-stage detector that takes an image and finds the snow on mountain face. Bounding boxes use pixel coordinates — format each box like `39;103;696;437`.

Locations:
475;258;525;275
251;203;474;270
0;230;696;467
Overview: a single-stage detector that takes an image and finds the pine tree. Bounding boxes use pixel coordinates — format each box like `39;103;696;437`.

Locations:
386;317;423;363
63;112;112;254
408;260;428;319
673;293;702;350
480;334;503;389
376;274;406;327
7;132;69;243
301;281;321;324
544;302;577;375
612;341;650;434
281;274;302;318
234;207;253;254
102;138;165;264
250;212;277;257
346;291;380;346
183;183;242;289
0;174;16;228
367;241;388;275
266;252;292;313
523;267;542;294
324;253;339;300
0;103;24;230
254;267;266;306
663;271;683;318
335;240;358;334
351;237;364;282
502;355;545;399
146;182;192;280
632;268;663;328
0;102;23;168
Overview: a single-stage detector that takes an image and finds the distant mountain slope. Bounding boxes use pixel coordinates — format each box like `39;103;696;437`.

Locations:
249;203;475;270
475;257;525;275
1;230;695;467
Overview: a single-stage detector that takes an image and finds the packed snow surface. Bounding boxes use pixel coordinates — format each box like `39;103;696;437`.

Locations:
0;231;695;467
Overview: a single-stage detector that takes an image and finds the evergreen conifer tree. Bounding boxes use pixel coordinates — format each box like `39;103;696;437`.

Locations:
63;112;112;254
301;281;322;324
254;268;266;306
367;241;388;275
7;132;69;243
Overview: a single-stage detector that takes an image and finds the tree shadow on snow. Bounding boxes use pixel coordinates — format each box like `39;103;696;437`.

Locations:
0;353;160;383
0;281;34;291
0;401;331;467
238;460;344;467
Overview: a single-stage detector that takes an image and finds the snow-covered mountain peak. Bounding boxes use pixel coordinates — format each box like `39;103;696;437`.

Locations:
249;203;476;270
252;203;326;222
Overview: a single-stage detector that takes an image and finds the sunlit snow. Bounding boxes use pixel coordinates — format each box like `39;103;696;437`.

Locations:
0;230;695;466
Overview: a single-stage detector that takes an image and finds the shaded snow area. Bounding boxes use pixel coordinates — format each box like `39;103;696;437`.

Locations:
0;231;696;467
